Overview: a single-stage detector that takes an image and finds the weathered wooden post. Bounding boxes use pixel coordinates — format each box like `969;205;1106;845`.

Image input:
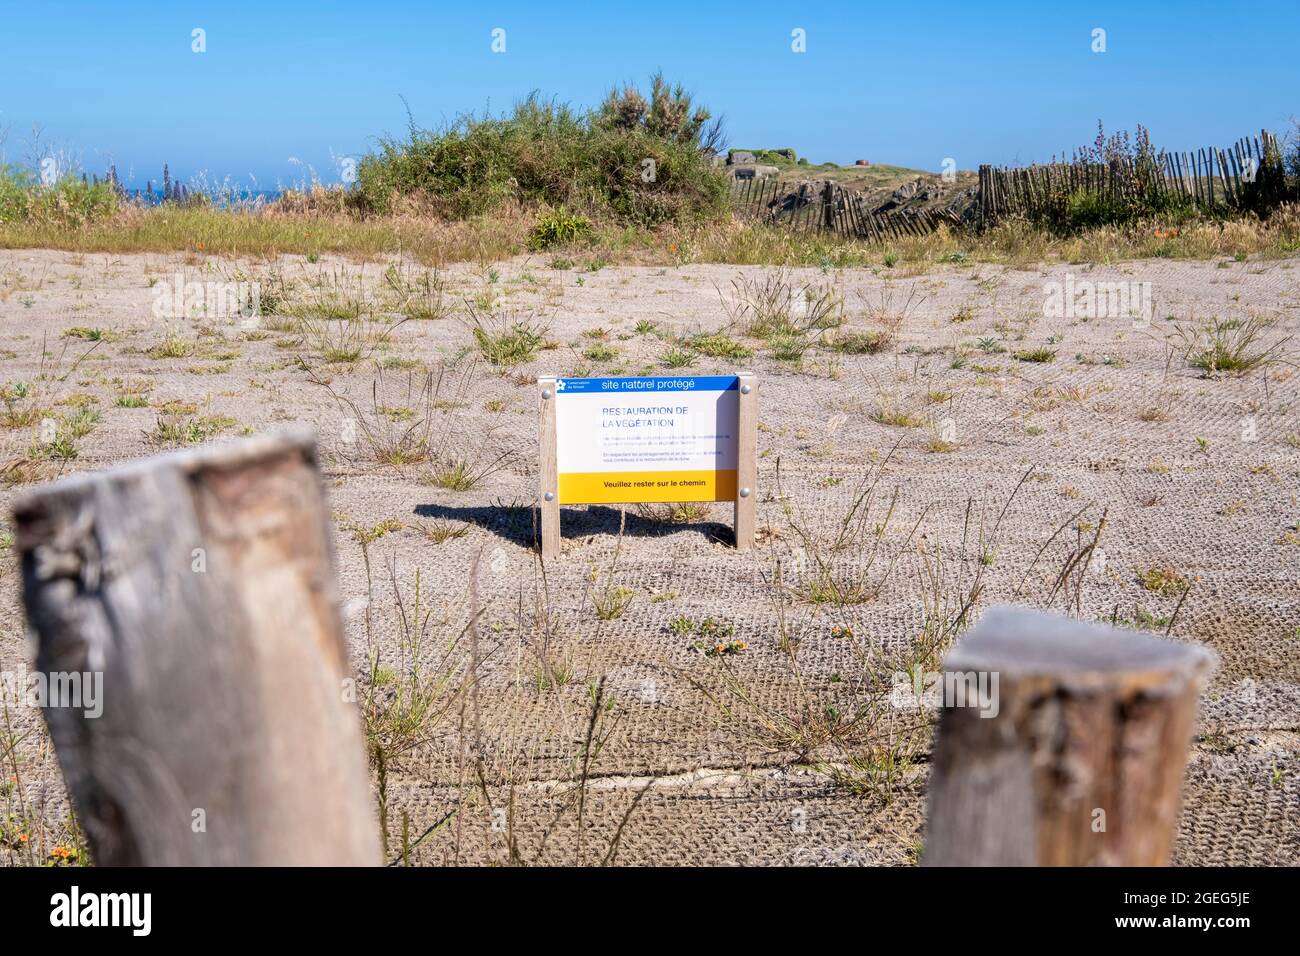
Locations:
538;375;561;560
14;428;379;865
822;181;836;232
924;607;1214;866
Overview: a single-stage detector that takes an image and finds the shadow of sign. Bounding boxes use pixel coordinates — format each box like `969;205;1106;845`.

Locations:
413;502;735;548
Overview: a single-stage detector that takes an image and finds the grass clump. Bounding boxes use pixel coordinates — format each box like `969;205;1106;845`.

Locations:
0;382;41;428
147;332;197;359
469;309;548;367
426;459;478;491
718;270;844;340
686;331;752;360
149;413;237;447
871;397;924;429
768;332;810;362
828;328;893;355
384;263;451;321
62;326;120;342
1013;347;1058;364
1180;315;1289;375
528;208;593;250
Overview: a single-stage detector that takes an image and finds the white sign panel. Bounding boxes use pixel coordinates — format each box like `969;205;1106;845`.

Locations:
553;375;739;503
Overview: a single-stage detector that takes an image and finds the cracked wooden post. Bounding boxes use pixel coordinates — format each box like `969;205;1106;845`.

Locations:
13;428;379;866
733;372;757;551
924;607;1214;867
538;375;560;559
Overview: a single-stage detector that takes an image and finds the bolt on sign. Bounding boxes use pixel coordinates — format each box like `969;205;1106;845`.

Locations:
537;373;757;558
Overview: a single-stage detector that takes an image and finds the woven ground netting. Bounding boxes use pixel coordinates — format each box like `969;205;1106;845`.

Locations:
0;250;1296;865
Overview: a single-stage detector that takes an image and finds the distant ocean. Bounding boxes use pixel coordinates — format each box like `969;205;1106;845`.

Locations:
120;186;287;206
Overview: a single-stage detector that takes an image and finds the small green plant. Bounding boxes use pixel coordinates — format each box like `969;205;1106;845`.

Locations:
698;637;746;657
1013;347;1057;363
1132;607;1172;631
377;404;416;422
147;332;196;359
350;517;404;544
682;617;741;655
687;332;751;360
60;407;100;440
926;433;959;453
528;207;593;250
1;382;41;428
769;332;810;362
1138;565;1190;596
417;518;470;544
532;654;576;692
593;584;634;620
660;346;695;368
427;459;478;491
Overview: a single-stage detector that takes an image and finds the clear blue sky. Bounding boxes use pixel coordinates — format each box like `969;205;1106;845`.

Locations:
1;1;1296;189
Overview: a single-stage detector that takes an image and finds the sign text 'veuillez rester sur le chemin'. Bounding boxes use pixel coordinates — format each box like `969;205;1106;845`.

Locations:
553;376;739;504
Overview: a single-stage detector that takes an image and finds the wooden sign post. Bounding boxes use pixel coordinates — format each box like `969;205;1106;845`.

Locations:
538;373;757;558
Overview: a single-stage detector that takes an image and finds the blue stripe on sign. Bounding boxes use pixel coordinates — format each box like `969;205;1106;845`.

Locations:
552;375;739;394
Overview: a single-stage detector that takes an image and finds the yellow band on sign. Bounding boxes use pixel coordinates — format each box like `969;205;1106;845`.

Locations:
559;469;737;504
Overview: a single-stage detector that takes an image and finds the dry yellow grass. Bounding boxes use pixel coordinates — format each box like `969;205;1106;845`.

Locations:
2;200;1298;269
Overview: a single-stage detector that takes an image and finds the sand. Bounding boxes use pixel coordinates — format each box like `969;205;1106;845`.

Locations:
1;248;1296;865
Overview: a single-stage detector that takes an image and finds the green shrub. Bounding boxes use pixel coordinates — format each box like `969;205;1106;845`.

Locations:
354;76;729;227
0;166;119;225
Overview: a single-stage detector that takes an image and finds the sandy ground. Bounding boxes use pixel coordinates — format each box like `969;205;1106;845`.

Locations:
1;247;1297;865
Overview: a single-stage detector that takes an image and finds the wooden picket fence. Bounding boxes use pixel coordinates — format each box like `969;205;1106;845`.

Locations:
731;129;1289;240
730;177;965;242
977;129;1287;226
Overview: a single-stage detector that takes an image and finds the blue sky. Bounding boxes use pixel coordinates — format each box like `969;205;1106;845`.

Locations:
1;1;1296;189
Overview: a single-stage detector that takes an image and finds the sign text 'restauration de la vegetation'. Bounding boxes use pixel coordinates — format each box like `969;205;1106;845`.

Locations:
553;376;739;504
